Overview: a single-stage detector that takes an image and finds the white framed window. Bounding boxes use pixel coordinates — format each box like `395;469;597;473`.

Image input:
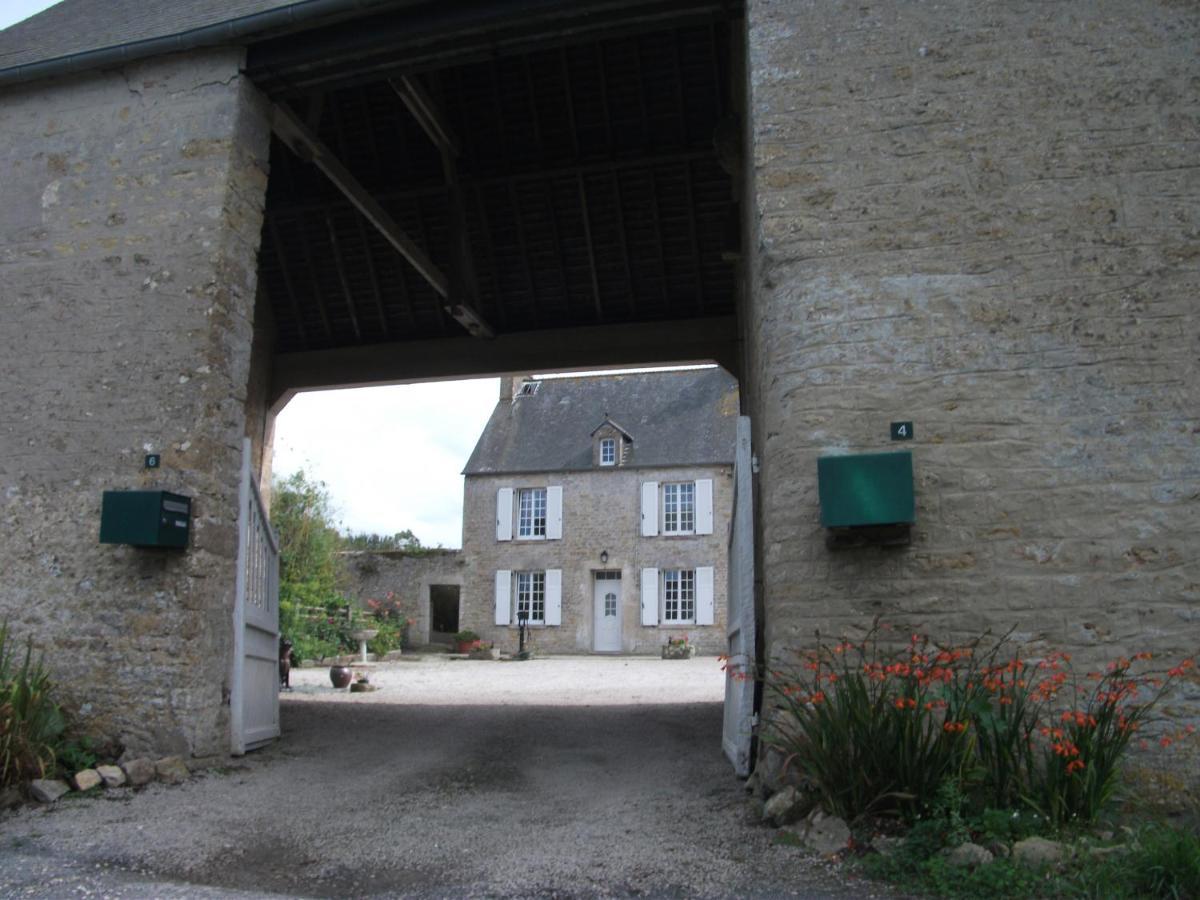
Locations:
641;566;714;626
662;482;695;534
600;437;617;466
641;480;713;537
662;568;696;623
498;486;562;541
516;571;546;624
517;488;547;538
496;569;561;626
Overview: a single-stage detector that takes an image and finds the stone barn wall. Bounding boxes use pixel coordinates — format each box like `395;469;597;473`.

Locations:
0;49;271;759
339;549;466;645
743;0;1199;786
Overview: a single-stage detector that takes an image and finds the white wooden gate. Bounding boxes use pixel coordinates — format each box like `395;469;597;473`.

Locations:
722;416;756;776
230;438;281;755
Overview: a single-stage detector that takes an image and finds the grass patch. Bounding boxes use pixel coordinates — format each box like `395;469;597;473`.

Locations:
855;819;1200;899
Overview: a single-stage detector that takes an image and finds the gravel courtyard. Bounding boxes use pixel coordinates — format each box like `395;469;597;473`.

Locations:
0;656;889;898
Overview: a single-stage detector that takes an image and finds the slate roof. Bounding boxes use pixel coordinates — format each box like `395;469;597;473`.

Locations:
464;369;737;475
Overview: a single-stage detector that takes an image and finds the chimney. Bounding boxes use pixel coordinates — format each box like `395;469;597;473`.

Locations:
500;373;535;401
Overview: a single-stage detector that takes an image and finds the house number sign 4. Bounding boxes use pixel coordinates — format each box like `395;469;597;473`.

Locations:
890;422;914;441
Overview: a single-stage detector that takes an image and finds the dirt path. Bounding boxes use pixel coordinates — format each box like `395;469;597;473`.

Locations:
0;657;891;898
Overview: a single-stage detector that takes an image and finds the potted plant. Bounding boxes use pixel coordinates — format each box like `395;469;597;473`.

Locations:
453;629;481;654
349;671;377;693
467;641;498;660
662;634;696;659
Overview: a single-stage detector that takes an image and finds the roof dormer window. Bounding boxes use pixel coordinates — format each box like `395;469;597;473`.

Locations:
599;437;617;466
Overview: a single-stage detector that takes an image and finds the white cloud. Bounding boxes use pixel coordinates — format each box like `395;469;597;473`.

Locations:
0;1;61;30
272;379;500;548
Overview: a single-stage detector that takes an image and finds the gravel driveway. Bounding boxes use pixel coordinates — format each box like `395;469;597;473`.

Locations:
0;656;890;898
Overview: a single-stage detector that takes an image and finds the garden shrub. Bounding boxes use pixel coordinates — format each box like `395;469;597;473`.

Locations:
751;622;1195;827
0;621;66;789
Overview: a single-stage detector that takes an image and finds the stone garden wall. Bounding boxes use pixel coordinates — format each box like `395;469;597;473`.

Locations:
340;549;466;645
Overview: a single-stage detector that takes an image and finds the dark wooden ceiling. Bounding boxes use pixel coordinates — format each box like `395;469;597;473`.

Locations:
251;3;741;355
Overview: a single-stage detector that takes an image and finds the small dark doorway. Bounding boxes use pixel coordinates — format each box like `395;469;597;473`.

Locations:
430;585;460;644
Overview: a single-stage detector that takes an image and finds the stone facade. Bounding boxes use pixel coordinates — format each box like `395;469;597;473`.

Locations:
0;49;272;758
461;465;732;655
0;0;1195;777
339;549;466;644
743;0;1199;751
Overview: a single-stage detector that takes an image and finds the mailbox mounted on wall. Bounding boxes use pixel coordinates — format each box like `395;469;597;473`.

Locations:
817;451;914;549
99;490;191;549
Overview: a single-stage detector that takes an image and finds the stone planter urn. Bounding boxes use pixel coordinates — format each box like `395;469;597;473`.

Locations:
329;665;353;688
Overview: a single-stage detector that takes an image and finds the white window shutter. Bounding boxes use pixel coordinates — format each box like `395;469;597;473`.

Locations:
546;486;563;540
696;566;715;625
496;488;513;542
494;570;512;625
545;569;562;625
641;482;659;536
695;479;714;535
641;568;659;626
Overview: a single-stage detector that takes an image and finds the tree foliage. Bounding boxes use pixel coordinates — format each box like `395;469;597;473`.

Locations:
339;529;425;552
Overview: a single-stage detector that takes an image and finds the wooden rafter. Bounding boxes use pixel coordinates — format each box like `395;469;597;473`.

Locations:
610;171;635;316
270;103;496;337
577;172;604;322
352;214;391;339
389;74;461;158
389;75;494;339
267;218;308;349
507;181;540;327
324;210;362;342
294;218;333;341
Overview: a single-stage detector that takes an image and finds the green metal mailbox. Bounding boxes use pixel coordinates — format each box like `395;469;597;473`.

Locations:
99;490;191;549
818;451;914;528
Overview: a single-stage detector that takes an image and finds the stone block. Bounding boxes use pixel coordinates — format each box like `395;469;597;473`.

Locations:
762;786;807;827
71;769;102;792
944;842;994;868
1013;836;1066;869
802;810;851;857
30;779;70;803
96;765;126;788
121;757;156;787
155;756;191;784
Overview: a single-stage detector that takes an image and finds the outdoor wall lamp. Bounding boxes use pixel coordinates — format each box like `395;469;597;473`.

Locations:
600;550;609;565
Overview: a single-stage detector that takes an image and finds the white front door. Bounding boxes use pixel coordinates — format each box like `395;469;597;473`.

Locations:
593;573;622;652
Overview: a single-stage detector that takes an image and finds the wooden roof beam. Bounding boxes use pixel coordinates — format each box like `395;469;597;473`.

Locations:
389;75;461;158
270;102;494;339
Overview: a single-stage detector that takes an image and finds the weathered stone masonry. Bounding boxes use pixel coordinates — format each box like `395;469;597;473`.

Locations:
462;466;732;655
743;0;1199;750
0;49;271;758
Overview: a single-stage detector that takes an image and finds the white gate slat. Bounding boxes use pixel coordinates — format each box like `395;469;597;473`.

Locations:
722;416;756;776
231;438;281;756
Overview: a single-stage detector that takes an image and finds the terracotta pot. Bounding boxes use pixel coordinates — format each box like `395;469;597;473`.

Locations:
329;665;353;688
456;640;480;654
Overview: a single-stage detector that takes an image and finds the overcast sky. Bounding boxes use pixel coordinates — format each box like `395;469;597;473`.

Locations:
0;0;58;29
273;381;500;548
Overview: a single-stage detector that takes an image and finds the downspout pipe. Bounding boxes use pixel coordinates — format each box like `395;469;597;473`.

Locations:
0;0;408;88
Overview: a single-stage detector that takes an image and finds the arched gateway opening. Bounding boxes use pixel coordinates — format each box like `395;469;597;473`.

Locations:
238;1;757;770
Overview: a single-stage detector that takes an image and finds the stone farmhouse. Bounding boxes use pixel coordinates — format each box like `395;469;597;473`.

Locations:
460;369;737;655
0;0;1195;779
